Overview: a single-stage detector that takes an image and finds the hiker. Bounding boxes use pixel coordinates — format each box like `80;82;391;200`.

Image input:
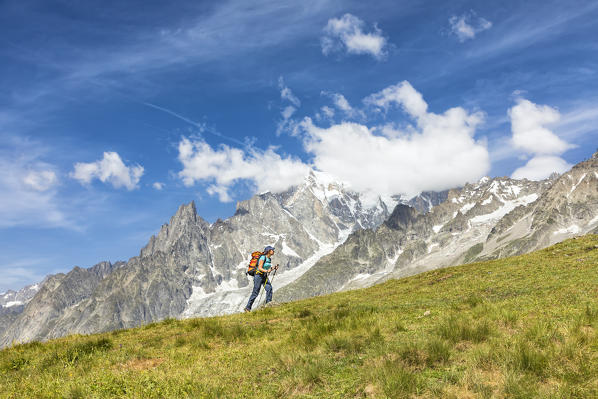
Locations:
244;246;279;312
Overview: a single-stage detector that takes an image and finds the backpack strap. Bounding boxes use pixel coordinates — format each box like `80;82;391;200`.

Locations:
256;255;267;275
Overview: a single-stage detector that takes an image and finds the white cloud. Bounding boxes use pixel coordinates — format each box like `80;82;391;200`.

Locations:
449;12;492;42
556;104;598;143
0;259;47;294
178;82;491;203
509;99;573;155
23;170;58;192
318;106;335;120
320;91;365;121
321;14;387;59
511;155;572;180
365;81;428;118
71;152;144;190
278;77;300;108
300;81;490;199
177;137;311;202
332;93;353;114
0;136;71;228
508;98;575;180
153;182;165;190
277;77;301;135
281;106;296;120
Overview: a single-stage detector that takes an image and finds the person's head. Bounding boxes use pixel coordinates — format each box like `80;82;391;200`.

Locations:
264;246;275;256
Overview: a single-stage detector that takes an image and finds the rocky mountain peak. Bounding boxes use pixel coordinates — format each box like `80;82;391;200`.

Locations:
384;204;419;231
171;201;198;225
140;201;209;258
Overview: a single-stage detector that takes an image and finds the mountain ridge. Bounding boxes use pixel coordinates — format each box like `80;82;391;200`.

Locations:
2;153;597;347
1;172;390;346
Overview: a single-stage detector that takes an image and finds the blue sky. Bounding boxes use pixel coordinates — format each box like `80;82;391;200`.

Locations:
1;0;597;292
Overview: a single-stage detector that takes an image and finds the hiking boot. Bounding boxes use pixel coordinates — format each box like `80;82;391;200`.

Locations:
244;308;251;313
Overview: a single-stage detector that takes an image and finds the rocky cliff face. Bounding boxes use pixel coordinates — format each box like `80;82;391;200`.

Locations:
484;153;598;258
1;172;390;346
0;283;43;338
0;261;124;346
275;152;598;302
404;190;449;213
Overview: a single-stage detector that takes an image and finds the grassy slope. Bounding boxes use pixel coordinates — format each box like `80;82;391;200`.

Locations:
1;235;598;399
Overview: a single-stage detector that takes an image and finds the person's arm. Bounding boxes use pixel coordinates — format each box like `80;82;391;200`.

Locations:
257;257;268;273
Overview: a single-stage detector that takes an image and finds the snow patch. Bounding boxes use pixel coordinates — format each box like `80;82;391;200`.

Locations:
460;203;475;214
481;196;493;205
470;194;538;224
568;173;587;197
588;215;598;226
388;249;404;265
217;277;239;291
427;243;439;254
510;185;521;196
489;181;501;195
347;273;372;284
553;225;581;235
281;240;300;258
5;301;23;308
275;242;339;289
432;224;444;234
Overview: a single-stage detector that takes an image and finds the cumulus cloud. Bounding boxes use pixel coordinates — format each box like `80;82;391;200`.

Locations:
365;81;428;118
321;14;387;59
509;99;573;155
449;12;492;42
152;182;165;190
177;137;310;202
71;152;144;190
300;81;490;199
177;82;491;204
508;98;575;180
511;156;572;180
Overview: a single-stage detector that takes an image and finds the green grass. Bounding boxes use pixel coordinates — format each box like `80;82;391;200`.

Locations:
1;235;598;398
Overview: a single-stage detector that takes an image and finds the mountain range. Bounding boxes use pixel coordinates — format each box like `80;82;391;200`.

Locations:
1;152;597;347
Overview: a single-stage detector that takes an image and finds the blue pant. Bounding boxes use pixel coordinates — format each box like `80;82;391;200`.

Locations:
245;273;272;310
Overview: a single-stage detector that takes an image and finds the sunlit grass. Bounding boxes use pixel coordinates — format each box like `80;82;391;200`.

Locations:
1;235;597;398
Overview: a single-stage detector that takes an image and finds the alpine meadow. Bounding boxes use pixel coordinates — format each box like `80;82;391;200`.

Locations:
1;236;598;398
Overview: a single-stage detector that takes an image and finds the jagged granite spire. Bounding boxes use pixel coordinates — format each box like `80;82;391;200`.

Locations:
140;201;209;258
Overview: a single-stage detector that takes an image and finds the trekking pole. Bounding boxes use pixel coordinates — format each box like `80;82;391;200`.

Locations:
258;266;278;308
256;273;268;309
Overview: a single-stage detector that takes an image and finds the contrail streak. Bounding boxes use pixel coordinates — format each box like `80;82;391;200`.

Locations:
142;102;245;146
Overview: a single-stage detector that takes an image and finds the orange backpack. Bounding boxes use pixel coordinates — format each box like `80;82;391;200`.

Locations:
246;251;263;276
